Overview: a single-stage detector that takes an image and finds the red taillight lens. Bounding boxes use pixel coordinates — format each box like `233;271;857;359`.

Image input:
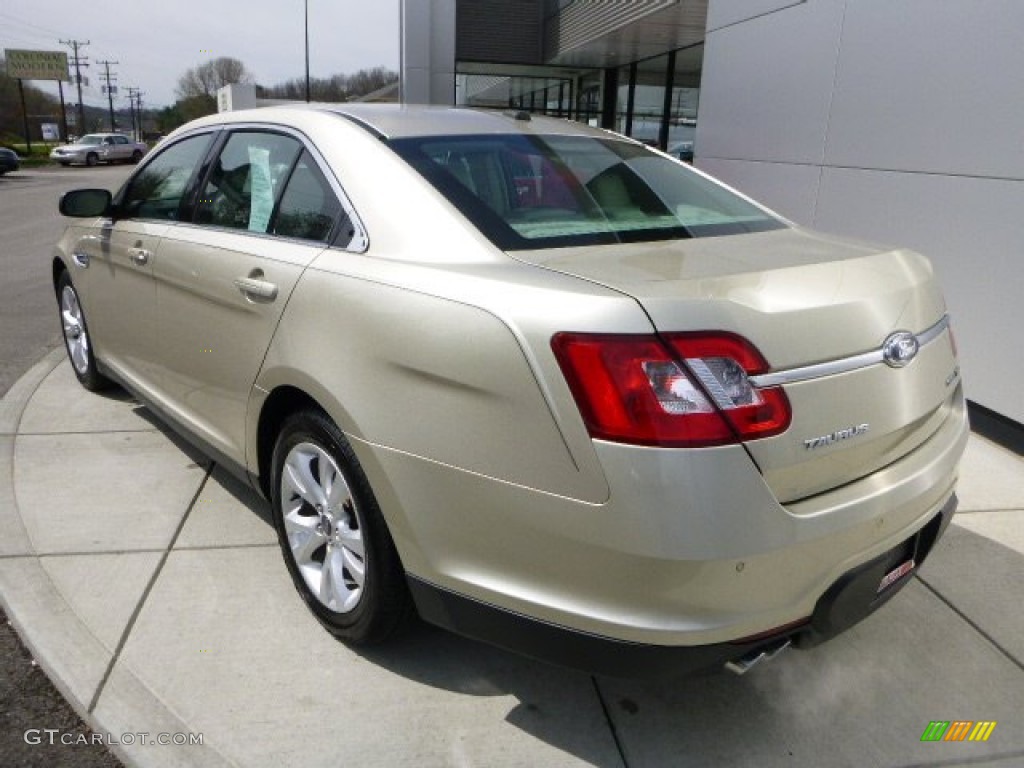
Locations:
552;332;791;447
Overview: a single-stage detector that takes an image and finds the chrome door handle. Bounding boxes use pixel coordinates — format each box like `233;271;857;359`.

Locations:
233;276;278;301
128;247;151;266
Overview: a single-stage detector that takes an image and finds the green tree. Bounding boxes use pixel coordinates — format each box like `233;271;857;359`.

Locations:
177;94;217;122
0;56;62;144
156;102;185;133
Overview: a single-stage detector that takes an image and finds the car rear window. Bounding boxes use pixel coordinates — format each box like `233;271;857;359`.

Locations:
390;133;785;250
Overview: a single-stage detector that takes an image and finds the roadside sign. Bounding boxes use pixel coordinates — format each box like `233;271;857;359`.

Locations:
41;123;60;141
5;49;70;81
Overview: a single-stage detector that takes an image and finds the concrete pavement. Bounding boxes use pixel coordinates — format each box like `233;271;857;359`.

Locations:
2;348;1023;767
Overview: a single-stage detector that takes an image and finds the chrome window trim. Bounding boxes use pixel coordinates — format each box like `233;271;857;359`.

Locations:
214;122;369;253
750;315;950;388
132;121;369;253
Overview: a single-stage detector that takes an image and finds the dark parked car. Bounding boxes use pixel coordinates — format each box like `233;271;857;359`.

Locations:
0;147;20;175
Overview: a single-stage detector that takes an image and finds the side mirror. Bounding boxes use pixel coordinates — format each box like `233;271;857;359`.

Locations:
59;189;113;217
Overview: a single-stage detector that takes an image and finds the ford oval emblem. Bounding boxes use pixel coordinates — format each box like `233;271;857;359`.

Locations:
882;331;919;368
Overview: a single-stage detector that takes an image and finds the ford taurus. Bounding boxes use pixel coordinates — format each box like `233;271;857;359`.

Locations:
52;105;967;676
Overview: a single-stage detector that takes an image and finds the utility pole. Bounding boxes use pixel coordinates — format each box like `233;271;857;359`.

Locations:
57;80;69;141
97;60;119;132
304;0;311;102
16;79;32;154
135;91;145;139
60;39;90;136
126;87;140;141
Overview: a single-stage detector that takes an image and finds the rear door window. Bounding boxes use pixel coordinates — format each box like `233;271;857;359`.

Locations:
272;150;345;243
195;132;302;233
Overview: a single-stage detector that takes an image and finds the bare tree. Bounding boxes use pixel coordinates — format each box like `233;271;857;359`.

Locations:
346;67;397;98
258;67;397;103
176;57;254;100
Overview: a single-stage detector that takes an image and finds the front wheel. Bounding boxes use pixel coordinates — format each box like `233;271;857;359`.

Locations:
85;152;98;167
57;270;109;390
270;409;412;644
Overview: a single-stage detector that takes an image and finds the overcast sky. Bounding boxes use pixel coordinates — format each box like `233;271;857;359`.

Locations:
1;0;399;109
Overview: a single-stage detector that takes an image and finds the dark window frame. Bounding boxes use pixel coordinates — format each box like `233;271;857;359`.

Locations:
114;131;220;223
114;121;367;250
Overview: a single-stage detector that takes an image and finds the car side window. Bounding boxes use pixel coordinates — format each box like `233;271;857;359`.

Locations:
195;132;301;233
272;150;345;243
121;134;213;221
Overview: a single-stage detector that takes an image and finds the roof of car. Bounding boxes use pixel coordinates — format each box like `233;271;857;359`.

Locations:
193;103;622;142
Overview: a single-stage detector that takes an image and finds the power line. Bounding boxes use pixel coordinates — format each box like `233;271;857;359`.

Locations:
1;30;59;47
0;11;68;39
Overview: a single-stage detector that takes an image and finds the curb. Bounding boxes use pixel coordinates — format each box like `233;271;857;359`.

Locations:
0;350;234;768
0;347;64;435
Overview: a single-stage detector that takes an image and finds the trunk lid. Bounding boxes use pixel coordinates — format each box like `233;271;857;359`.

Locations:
515;227;960;503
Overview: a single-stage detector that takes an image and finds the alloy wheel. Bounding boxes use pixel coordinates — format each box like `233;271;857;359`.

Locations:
61;285;91;375
280;441;366;613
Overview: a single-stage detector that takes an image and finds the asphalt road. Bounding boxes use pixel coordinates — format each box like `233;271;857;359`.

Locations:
1;164;133;767
0;165;133;395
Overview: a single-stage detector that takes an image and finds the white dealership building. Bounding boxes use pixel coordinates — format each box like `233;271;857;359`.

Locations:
401;0;1023;435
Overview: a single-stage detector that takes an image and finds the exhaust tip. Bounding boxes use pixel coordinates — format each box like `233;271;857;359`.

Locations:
724;639;792;676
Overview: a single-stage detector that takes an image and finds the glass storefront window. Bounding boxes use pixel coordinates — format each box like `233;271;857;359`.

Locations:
608;44;703;157
667;44;702;161
455;43;703;158
457;73;572;116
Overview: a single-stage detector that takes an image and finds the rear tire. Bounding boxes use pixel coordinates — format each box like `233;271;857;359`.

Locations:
270;409;412;644
57;270;110;391
131;149;143;163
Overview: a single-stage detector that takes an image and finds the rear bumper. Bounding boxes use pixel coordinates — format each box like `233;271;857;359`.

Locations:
795;492;956;647
408;494;957;678
374;387;966;644
408;575;801;678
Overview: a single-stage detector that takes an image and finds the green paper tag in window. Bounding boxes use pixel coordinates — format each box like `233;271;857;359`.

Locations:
248;145;273;233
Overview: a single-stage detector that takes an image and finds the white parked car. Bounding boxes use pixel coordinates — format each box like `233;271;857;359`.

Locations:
50;133;147;167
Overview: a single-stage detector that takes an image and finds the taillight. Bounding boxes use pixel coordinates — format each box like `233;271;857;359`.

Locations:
551;332;791;447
